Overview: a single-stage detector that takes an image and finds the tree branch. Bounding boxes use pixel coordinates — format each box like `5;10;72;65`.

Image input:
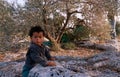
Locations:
69;10;82;14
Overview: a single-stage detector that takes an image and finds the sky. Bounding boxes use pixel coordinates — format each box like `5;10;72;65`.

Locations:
6;0;25;7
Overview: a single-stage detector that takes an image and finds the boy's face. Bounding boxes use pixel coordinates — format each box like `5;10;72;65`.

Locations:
31;32;44;46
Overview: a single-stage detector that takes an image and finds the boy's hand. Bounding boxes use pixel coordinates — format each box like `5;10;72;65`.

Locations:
46;61;56;66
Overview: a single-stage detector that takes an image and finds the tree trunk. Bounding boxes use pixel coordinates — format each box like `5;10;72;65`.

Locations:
46;33;64;51
42;8;63;51
56;12;71;43
109;15;117;39
108;15;119;51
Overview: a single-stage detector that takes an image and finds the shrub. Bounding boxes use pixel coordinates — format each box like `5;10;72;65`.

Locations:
61;42;76;50
73;25;92;41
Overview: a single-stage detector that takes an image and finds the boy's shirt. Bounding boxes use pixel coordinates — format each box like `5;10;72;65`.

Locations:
24;42;52;68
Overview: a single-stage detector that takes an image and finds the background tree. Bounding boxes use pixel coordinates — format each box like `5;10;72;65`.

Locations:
1;0;120;52
0;0;16;51
18;0;120;50
18;0;84;51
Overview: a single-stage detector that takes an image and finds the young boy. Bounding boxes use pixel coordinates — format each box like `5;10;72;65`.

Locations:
22;26;56;77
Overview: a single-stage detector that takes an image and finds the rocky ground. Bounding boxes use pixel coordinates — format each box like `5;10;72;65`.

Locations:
0;42;120;77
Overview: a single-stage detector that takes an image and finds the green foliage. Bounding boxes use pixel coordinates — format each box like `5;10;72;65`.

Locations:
61;31;74;43
73;25;92;41
61;42;76;50
43;41;52;47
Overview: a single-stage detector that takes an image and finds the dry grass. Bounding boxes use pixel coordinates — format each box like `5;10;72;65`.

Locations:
0;47;101;62
0;53;5;62
51;47;101;58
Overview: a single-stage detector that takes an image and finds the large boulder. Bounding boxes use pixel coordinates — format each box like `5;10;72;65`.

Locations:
77;41;118;51
28;64;90;77
29;51;120;77
86;51;120;77
1;51;120;77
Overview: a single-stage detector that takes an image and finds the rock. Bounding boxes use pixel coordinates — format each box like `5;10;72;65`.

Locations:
97;69;120;77
62;60;88;73
1;50;120;77
88;69;120;77
105;57;120;72
87;51;120;75
94;44;117;51
87;70;101;77
0;62;24;77
77;41;117;51
87;51;120;63
28;64;90;77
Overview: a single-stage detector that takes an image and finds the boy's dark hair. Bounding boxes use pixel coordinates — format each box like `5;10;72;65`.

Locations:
29;26;45;37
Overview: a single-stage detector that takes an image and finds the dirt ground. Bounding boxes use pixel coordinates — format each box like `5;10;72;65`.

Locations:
0;47;101;62
0;53;5;62
51;47;101;58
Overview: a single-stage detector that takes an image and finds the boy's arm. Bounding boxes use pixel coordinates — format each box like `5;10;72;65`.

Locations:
30;48;56;66
45;47;55;61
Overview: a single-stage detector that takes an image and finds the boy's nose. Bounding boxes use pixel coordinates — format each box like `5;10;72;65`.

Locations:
36;38;40;40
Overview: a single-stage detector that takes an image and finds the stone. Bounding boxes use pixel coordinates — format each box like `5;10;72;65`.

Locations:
1;51;120;77
28;64;90;77
0;62;24;77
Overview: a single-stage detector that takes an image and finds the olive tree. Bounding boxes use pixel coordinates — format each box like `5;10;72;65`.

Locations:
19;0;83;51
0;0;16;51
18;0;120;51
